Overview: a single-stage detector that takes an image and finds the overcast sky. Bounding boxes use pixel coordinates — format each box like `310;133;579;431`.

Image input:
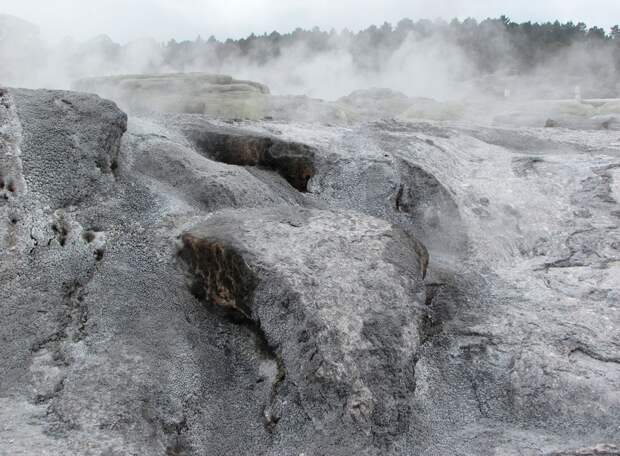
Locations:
4;0;620;43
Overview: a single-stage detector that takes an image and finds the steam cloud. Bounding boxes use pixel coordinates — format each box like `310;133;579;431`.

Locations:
2;13;619;101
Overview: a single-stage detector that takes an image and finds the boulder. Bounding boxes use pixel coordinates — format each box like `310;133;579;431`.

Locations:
180;207;426;453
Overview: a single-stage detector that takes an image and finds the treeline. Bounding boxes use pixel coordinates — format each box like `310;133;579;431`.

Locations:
161;16;620;75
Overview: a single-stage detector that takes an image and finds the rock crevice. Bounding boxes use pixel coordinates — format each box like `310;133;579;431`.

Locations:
186;129;316;192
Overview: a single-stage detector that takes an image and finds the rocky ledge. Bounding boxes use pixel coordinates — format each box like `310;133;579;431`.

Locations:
0;85;618;455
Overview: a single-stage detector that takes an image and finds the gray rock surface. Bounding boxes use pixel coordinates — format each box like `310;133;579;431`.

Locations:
1;83;619;455
181;207;425;454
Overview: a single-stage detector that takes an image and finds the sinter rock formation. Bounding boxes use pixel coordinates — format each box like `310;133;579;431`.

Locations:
74;74;271;119
74;73;620;129
0;78;619;455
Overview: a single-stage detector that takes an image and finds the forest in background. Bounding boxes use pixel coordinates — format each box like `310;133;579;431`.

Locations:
162;16;620;74
3;14;620;98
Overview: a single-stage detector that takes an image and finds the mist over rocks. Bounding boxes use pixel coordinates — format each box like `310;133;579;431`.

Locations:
73;73;270;118
7;13;620;101
73;72;353;123
0;15;44;85
71;72;620;133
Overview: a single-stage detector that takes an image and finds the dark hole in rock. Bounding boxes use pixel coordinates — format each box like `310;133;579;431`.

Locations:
52;223;69;246
7;181;16;193
181;234;256;318
545;118;558;128
94;249;105;261
190;130;316;192
82;231;96;243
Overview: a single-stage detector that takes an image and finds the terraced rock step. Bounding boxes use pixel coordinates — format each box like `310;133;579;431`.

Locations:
1;85;619;455
180;207;426;452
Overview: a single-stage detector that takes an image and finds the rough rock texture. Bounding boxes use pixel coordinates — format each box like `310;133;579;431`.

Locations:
1;84;619;455
181;208;425;454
